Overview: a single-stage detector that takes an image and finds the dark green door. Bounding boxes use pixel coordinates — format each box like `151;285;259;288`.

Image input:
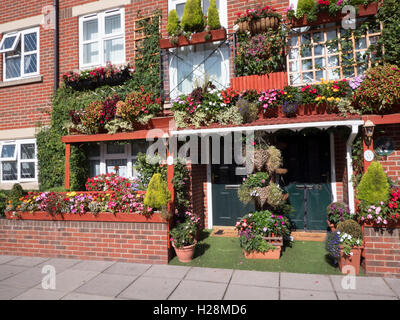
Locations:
212;165;255;226
279;130;332;231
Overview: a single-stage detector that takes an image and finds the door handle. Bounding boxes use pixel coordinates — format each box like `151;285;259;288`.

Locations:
225;185;240;190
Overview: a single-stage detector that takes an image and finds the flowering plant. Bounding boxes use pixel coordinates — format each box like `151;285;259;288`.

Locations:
349;75;365;90
327;202;354;227
235;5;281;24
258;89;283;111
85;173;139;192
337;231;362;256
241;172;270;189
313;78;350;106
325;231;341;264
169;211;200;248
282;102;298;117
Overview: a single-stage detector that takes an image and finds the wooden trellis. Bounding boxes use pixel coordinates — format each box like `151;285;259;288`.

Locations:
133;15;160;63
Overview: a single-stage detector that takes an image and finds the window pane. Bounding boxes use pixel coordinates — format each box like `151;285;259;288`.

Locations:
204;43;229;90
301;33;311;45
1;144;16;158
21;144;35;159
289;48;299;59
105;14;121;34
289;61;298;72
87;143;100;157
314;57;325;69
176;3;185;20
302;59;312;71
89;160;100;178
83;42;99;65
5;56;21;79
202;0;219;16
313;44;324;56
132;140;149;158
290;73;301;85
24;32;37;52
106;159;127;177
328;55;339;67
356;37;367;50
2;161;17;181
107;143;125;154
312;32;323;43
328;68;340;80
20;162;35;179
301;47;311;58
288;36;298;47
302;72;314;83
24;54;37;74
83;19;98;41
315;70;326;81
104;37;124;63
0;35;17;50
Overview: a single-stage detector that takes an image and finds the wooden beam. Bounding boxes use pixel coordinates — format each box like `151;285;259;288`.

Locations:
362;113;400;125
65;143;71;190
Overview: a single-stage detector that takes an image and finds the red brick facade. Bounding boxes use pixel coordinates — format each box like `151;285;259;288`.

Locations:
0;218;169;264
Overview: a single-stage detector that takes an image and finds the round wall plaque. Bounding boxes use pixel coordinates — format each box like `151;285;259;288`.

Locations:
364;150;374;162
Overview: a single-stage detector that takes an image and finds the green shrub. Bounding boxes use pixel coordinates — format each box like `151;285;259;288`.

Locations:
356;161;390;205
207;0;221;30
167;10;180;36
337;219;363;240
144;173;171;210
296;0;317;21
134;152;167;190
236;99;258;123
181;0;206;33
0;191;7;216
8;183;25;210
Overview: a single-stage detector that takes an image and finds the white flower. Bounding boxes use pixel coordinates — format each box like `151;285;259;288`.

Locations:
350;252;354;256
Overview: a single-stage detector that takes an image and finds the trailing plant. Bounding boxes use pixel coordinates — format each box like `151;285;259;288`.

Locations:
181;0;206;33
207;0;221;30
172;160;190;214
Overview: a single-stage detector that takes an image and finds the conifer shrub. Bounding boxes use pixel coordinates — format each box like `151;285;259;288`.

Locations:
167;9;180;36
356;161;390;205
144;173;171;210
337;220;363;240
207;0;221;30
181;0;206;33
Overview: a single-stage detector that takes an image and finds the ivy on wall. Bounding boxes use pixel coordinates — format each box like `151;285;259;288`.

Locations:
36;11;162;191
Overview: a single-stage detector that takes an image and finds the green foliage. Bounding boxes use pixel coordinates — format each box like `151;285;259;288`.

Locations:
167;10;180;36
239;233;277;253
337;219;363;240
296;0;317;21
207;0;221;30
325;231;340;263
172;160;190;214
0;191;7;216
170;213;199;248
356;161;390;205
375;0;400;67
144;173;171;210
8;183;25;210
236;99;259;123
351;134;364;187
181;0;206;33
134;152;167;190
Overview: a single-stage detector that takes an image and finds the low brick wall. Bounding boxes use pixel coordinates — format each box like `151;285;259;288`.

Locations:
0;218;169;264
363;225;400;278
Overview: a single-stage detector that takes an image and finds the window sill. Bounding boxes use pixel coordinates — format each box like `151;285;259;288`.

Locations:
0;75;43;88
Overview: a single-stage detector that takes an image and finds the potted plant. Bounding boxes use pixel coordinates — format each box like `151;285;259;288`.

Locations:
170;211;200;262
326;201;353;231
235;210;290;260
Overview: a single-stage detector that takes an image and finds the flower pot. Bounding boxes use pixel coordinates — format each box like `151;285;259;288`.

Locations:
338;246;362;275
172;241;196;263
327;220;336;232
250;17;280;33
159;29;226;49
260;106;279;119
244;246;281;259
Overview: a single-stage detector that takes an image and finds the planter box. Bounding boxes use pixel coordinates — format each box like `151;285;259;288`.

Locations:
230;72;288;92
291;3;378;28
258;103;334;120
159;28;227;49
244;246;281;259
338;246;363;275
5;210;167;223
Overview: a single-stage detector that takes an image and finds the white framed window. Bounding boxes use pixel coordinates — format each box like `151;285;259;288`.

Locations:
0;139;37;183
1;27;40;81
287;19;380;86
87;140;150;179
169;41;230;98
79;8;125;69
169;0;227;29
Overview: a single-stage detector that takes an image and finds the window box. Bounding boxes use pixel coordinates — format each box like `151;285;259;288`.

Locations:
159;28;227;49
230;72;288;92
290;3;378;28
5;210;167;223
258;103;335;120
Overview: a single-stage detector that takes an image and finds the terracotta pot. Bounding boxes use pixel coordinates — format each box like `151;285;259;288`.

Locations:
338;246;363;275
244;246;281;259
327;220;336;232
172;241;197;263
159;28;226;49
261;106;279;119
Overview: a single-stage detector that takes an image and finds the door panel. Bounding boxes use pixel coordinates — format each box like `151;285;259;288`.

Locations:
285;184;305;230
307;183;331;230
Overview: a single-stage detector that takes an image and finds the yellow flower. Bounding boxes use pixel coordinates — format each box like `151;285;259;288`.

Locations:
315;97;321;101
333;89;339;92
327;97;335;102
336;98;340;103
320;78;325;83
321;96;326;100
284;92;287;95
288;95;292;98
67;192;76;197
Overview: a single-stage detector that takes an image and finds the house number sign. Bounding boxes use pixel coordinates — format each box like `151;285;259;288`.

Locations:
364;150;374;162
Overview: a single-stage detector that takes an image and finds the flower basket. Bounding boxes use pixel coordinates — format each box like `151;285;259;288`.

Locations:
172;240;197;263
338;246;363;275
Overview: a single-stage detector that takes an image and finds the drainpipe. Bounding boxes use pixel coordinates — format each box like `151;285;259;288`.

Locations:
53;0;59;92
346;124;361;214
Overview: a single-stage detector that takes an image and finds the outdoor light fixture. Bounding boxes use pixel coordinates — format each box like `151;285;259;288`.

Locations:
363;119;375;146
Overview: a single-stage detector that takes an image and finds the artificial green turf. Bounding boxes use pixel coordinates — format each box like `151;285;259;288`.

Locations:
169;230;355;275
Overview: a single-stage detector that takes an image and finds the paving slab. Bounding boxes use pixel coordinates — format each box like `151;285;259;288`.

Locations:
62;292;114;300
1;268;44;288
224;284;279;300
35;258;81;273
71;260;116;273
34;269;99;293
0;255;19;265
280;272;334;292
142;265;191;280
168;280;227;300
119;276;181;300
230;270;279;288
13;288;66;300
384;278;400;298
337;292;398;300
8;256;49;267
280;288;337;300
185;267;233;283
103;262;151;276
0;285;27;299
0;265;28;281
330;275;395;297
75;273;137;297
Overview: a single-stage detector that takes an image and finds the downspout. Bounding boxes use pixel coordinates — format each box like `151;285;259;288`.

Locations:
54;0;59;92
346;124;361;214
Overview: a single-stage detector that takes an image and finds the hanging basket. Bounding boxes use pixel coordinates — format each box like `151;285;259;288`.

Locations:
238;17;280;34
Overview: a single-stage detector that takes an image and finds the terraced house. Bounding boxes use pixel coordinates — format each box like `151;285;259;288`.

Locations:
0;0;400;278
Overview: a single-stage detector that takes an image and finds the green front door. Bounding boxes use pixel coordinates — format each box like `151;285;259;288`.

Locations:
279;130;332;231
212;164;255;226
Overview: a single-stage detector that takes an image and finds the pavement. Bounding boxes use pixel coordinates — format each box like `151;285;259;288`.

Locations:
0;255;399;300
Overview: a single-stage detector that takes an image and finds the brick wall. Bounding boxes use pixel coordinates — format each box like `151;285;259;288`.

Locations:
0;218;169;264
363;225;400;278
